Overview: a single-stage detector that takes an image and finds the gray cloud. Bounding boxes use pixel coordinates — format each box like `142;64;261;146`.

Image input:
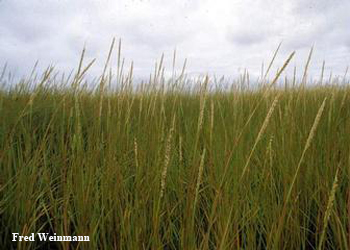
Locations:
0;0;349;80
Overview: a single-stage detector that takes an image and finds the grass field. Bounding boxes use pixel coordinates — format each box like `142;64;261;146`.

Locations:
1;44;350;249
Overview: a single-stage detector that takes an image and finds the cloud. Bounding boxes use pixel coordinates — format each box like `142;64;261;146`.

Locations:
0;0;349;80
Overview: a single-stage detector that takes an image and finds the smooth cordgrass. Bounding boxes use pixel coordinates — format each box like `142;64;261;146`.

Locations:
1;45;350;249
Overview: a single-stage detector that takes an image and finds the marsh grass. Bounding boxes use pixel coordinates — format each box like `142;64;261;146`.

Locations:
1;45;350;249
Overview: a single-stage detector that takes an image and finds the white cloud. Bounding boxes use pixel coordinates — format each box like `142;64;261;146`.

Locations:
0;0;349;81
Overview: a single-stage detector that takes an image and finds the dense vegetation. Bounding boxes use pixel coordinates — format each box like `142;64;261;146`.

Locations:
1;44;350;249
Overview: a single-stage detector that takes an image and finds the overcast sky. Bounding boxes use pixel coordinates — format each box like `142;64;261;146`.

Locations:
0;0;349;80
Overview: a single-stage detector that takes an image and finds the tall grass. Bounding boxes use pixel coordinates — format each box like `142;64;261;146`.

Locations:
1;45;350;249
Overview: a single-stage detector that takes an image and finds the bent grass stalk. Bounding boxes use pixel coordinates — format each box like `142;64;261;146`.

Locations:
203;51;294;248
272;97;327;249
240;94;280;181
